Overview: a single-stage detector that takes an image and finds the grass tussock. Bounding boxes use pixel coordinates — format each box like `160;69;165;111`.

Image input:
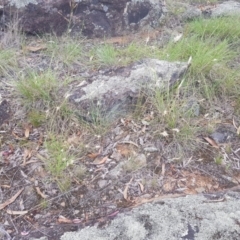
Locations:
93;44;119;66
118;43;160;64
46;35;83;66
15;69;76;133
0;18;24;49
153;88;198;142
15;70;58;103
78;105;113;136
0;18;24;76
88;42;163;68
162;36;235;77
0;49;18;76
186;15;240;42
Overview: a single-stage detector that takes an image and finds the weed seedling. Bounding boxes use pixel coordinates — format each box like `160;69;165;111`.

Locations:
215;155;223;165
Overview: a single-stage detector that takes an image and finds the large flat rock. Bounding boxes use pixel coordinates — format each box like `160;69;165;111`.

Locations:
60;191;240;240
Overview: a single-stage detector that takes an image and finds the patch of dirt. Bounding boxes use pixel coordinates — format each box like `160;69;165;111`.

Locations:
1;114;240;239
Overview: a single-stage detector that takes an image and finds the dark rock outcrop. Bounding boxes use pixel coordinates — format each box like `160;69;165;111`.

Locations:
0;0;163;37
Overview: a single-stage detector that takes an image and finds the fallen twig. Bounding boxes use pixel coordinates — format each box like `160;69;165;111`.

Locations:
0;188;24;210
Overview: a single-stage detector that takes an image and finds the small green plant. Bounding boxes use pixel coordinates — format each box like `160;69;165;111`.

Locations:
15;70;58;103
28;110;46;127
215;155;223;165
224;144;232;154
44;136;75;177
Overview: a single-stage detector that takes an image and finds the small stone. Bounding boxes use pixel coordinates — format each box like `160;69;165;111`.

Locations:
195;187;205;193
185;100;200;117
210;132;228;143
142;120;150;126
139;137;144;145
109;162;125;178
73;210;80;215
144;146;158;152
98;180;108;188
34;214;42;220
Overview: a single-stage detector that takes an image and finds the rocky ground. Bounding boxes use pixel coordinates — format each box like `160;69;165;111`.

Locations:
1;0;240;239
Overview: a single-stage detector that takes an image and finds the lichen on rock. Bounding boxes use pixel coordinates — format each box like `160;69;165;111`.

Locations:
9;0;38;8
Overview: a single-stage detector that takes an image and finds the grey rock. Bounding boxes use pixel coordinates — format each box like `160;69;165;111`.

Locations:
70;59;189;122
30;237;47;240
210;127;236;144
182;1;240;20
97;179;108;188
60;192;240;240
210;132;229;144
211;1;240;17
184;98;200;117
8;0;37;8
182;7;201;20
108;161;125;178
